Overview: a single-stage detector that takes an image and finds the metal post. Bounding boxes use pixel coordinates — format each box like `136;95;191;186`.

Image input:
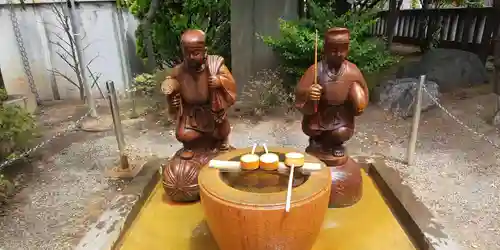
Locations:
497;95;500;111
68;0;98;118
407;75;425;166
107;80;129;170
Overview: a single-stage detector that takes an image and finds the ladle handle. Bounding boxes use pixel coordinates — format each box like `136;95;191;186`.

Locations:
209;160;241;172
285;164;295;212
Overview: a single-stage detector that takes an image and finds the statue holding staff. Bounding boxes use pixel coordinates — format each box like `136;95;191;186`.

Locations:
295;27;368;165
295;27;369;207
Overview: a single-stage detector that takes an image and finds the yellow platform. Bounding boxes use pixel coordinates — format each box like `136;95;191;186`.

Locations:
116;168;416;250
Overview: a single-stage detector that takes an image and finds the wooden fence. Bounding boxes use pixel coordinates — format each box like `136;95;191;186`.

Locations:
371;7;499;59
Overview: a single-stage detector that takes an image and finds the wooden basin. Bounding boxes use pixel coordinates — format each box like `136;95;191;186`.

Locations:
112;155;423;250
198;147;331;250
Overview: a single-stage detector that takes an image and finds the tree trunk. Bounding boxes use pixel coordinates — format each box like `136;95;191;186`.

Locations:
418;0;430;52
493;0;500;95
335;0;350;16
492;0;500;125
0;68;4;89
141;0;160;72
298;0;306;18
142;24;156;72
386;0;398;49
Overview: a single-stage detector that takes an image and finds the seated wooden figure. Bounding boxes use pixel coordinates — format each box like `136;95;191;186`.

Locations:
295;27;369;207
160;29;237;202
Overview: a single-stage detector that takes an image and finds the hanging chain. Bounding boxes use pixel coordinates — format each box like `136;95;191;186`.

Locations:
7;0;41;104
421;84;500;149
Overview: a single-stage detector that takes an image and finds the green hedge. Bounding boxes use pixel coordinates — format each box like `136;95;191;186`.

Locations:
259;2;401;90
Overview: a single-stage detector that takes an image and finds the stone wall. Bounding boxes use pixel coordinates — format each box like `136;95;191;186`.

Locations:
230;0;298;93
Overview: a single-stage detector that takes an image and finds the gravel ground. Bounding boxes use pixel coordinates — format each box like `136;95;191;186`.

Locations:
0;127;180;250
1;89;500;249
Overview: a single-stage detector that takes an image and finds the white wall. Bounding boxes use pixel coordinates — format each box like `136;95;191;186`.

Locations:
0;0;142;108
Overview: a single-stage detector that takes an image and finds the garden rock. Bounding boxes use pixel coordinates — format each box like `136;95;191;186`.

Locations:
376;78;440;118
396;49;488;91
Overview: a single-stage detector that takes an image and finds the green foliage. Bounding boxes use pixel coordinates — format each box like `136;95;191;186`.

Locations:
411;0;419;8
0;174;14;203
131;68;172;97
464;0;483;7
259;2;401;88
242;70;295;116
0;88;7;102
0;105;38;161
128;0;230;68
132;73;157;97
130;70;176;127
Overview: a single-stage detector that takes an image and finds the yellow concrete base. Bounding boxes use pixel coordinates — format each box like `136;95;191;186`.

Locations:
116;169;416;250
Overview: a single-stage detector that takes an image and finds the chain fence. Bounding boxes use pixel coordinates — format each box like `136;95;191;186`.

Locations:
1;76;500;172
0;106;97;172
420;83;500;149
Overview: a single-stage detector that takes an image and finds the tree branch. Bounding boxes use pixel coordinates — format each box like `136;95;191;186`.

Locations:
87;65;105;98
82;41;95;51
50;32;72;48
41;21;67;33
49;40;73;58
49;69;80;88
86;53;100;68
55;51;77;72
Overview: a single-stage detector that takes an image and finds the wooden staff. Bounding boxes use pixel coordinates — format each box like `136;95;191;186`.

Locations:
313;30;319;113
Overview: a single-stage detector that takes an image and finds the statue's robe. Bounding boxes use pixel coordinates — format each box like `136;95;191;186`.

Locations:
163;55;236;147
295;60;368;146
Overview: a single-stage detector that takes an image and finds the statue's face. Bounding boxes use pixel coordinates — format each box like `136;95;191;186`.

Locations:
182;45;206;70
324;40;349;67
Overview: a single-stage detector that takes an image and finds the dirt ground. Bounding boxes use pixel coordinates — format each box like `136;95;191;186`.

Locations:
1;45;499;249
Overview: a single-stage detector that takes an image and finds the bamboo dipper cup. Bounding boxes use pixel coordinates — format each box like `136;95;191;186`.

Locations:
284;152;305;167
240;154;260;170
259;143;279;171
259;153;279;171
240;144;259;170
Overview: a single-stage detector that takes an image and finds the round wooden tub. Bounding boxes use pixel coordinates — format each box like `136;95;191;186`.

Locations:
199;147;331;250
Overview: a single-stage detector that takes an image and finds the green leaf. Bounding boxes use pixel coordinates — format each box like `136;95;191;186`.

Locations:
258;1;400;90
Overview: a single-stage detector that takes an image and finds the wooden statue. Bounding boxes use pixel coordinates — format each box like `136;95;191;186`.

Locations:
160;29;237;202
295;27;369;207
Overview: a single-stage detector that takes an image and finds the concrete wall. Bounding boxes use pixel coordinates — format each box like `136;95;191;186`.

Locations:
0;0;143;109
1;0;298;106
230;0;298;93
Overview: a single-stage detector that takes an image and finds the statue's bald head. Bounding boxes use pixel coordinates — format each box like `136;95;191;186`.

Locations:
180;29;207;70
181;29;206;48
